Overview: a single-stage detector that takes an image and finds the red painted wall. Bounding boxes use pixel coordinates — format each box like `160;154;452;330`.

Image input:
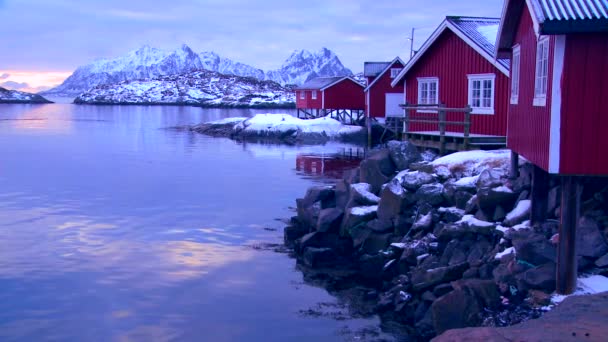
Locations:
366;61;405;118
506;6;554;171
295;90;322;109
559;33;608;175
403;29;510;136
324;79;365;110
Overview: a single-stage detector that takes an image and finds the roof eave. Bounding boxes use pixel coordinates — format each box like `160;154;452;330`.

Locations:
364;57;405;92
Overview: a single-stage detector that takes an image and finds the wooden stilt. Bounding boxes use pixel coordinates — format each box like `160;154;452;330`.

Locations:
366;116;372;148
530;165;549;225
557;176;581;295
510;151;520;179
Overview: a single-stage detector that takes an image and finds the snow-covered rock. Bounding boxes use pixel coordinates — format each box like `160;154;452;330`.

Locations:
0;87;52;103
431;150;512;177
74;70;295;107
503;200;531;226
234;114;363;136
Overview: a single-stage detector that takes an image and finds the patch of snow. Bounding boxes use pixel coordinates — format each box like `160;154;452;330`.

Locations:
383;259;396;271
454;175;479;187
457;214;494;228
390;243;406;249
237;114;364;137
548;275;608;308
351;183;380;203
496;225;509;233
387;179;405;196
350;205;378;216
511;220;531;231
431;149;511;177
492;185;513;193
495;247;515;260
477;24;499;45
505;200;531;222
206;117;249;125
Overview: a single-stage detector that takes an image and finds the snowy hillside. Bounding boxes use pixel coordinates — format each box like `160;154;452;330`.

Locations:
73;70;295;107
265;48;353;85
43;45;204;97
0;87;52;103
200;51;266;80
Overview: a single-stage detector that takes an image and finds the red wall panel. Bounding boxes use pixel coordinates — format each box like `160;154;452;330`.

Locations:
403;29;510;136
560;33;608;175
366;61;405;118
324;80;365;110
296;90;322;109
506;6;553;171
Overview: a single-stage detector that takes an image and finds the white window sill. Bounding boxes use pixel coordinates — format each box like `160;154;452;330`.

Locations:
533;96;547;107
510;97;518;105
471;108;494;115
416;109;439;113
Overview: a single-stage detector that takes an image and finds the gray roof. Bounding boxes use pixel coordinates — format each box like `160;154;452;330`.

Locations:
363;62;391;77
294;76;353;90
446;16;510;70
537;0;608;21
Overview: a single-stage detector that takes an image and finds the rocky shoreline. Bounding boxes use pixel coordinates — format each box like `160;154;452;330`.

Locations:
0;87;53;104
283;141;608;340
190;115;384;145
73;99;295;109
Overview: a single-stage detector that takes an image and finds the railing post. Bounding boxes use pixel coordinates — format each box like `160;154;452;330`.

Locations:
403;102;409;141
464;105;471;150
438;103;446;155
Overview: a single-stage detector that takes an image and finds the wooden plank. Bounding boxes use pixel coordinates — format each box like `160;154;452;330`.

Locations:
557;176;581;295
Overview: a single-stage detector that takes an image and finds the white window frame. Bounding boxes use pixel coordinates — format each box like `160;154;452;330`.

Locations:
511;45;521;105
390;68;403;79
300;91;305;100
417;77;439;112
467;73;496;115
534;36;549;107
311;90;317;100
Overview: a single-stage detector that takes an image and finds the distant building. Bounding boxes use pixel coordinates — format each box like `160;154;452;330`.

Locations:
496;0;608;175
392;16;511;137
294;76;365;123
363;57;406;119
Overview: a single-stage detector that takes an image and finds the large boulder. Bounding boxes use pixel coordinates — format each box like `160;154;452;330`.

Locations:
296;198;321;228
398;171;436;192
576;216;608;258
417;183;445;206
431;288;482;334
516;262;556;292
302;247;337;268
316;208;344;233
451;278;501;309
348;183;380;206
334;180;351;209
477;185;518;211
359;159;391;194
476;168;506;190
360;232;393;254
387;140;421;171
512;233;556;266
300;185;334;207
340;205;378;236
377;179;412;221
368;149;396;175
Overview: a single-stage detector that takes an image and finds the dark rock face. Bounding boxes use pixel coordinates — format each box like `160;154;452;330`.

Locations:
387;141;421;171
359;159;391;194
303;247;336;267
316;208;344;233
416;184;445;206
377;180;411;222
411;263;469;291
512;234;556;266
577;216;608;258
401;171;436;192
517;262;556;292
431;288;482;334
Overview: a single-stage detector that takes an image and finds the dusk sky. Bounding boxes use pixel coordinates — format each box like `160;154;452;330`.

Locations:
0;0;503;92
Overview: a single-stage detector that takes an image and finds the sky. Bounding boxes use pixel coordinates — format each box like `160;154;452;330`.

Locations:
0;0;504;91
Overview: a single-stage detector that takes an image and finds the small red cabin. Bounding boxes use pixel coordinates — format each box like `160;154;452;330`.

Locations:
497;0;608;176
363;57;405;118
294;76;365;111
391;16;511;137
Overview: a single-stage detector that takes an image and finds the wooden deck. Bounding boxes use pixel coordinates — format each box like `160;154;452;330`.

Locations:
405;130;506;151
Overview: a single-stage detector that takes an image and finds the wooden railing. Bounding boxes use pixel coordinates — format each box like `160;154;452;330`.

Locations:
400;103;473;154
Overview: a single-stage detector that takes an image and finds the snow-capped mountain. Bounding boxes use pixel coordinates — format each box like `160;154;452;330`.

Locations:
73;69;295;107
42;44;203;97
199;51;266;80
43;45;353;98
0;87;52;103
265;48;353;86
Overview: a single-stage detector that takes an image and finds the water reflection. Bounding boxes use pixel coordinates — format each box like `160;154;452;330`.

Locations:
296;146;365;180
0;103;388;341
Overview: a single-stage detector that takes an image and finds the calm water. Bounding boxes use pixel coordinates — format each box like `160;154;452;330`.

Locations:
0;103;392;342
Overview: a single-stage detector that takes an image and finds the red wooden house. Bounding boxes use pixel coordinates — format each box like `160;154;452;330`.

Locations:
391;16;511;150
363;57;406;118
496;0;608;294
496;0;608;176
294;76;365;122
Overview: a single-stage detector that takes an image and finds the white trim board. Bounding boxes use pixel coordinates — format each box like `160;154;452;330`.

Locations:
548;35;565;174
391;19;509;88
319;76;365;91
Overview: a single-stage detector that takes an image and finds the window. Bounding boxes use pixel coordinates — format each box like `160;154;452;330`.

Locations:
311;90;317;100
511;45;521;104
534;36;549;106
467;74;495;114
390;68;403;79
417;78;439;105
300;91;305;100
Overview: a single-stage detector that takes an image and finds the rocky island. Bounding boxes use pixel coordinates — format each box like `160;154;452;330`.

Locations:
0;87;53;104
284;142;608;340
